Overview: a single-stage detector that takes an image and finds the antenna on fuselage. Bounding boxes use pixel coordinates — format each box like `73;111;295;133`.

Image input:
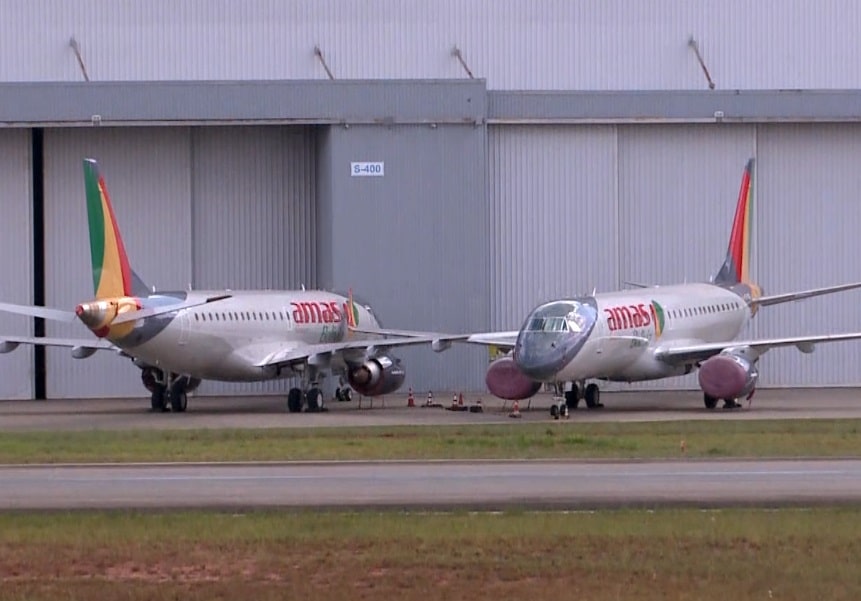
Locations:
301;283;306;291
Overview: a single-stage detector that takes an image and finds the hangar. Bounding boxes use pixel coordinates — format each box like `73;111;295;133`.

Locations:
1;0;860;399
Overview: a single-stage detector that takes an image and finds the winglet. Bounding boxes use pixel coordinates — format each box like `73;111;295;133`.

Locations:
714;158;755;285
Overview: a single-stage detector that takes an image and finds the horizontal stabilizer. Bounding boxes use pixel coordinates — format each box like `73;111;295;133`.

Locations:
0;335;116;356
111;294;232;325
0;302;77;322
752;281;861;307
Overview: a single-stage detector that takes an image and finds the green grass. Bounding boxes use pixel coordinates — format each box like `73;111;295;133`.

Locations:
1;508;860;600
0;418;859;463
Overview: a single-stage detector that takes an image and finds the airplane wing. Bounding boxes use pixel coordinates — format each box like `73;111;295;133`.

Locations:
253;333;484;369
0;335;118;358
752;281;861;307
349;326;520;349
654;331;861;365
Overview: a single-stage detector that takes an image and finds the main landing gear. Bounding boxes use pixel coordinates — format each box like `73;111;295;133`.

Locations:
142;368;197;413
286;373;344;413
550;381;604;418
703;394;743;410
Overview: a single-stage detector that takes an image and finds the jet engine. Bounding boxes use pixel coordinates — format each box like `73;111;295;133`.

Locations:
697;349;759;400
485;356;542;400
347;354;406;396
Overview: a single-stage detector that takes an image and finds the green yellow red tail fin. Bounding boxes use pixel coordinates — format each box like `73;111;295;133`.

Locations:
82;159;150;299
713;158;755;286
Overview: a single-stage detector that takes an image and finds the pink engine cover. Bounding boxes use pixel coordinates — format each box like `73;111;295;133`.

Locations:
485;356;542;400
698;355;748;399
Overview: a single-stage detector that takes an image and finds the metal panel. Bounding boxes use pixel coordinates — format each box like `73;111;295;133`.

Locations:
0;80;487;127
317;124;488;393
616;124;756;390
4;0;861;90
44;127;192;398
0;130;33;399
191;126;317;395
755;124;861;387
488;125;619;333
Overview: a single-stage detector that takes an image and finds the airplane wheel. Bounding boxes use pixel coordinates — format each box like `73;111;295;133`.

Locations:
722;398;741;410
584;383;602;409
703;394;718;410
151;387;167;412
306;388;321;412
170;390;188;413
564;387;580;409
550;403;559;419
287;388;303;413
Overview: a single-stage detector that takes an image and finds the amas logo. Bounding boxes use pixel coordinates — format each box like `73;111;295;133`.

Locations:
291;301;343;324
604;300;665;336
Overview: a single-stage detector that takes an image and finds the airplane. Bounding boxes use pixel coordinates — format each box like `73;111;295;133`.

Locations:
353;158;861;416
0;159;456;413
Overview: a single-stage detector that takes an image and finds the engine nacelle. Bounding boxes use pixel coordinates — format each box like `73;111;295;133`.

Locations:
698;350;759;400
485;356;542;400
347;354;406;396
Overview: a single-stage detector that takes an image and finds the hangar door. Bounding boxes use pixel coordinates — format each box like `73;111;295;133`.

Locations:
43;125;318;399
191;126;317;396
43;128;193;399
0;130;34;399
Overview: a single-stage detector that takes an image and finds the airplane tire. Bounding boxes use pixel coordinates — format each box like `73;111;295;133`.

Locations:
306;388;321;412
170;390;188;413
151;388;167;412
287;388;303;413
584;384;602;409
550;403;559;419
703;394;718;410
564;389;580;409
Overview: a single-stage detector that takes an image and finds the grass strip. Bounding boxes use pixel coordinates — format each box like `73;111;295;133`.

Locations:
0;418;858;463
1;507;859;600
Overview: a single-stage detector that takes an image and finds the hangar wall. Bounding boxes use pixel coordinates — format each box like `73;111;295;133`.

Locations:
41;126;317;398
488;123;861;390
317;124;489;392
0;130;34;399
3;0;860;90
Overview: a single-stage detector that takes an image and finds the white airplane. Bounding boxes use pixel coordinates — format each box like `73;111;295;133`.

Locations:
356;158;861;415
0;159;455;413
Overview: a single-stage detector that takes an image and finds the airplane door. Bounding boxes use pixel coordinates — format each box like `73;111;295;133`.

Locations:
283;307;295;332
179;311;190;345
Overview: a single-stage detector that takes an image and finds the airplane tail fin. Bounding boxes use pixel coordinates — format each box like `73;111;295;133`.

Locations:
713;158;755;286
82;159;151;300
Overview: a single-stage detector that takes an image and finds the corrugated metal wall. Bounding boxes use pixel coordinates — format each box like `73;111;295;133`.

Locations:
487;126;619;331
0;130;34;399
317;124;489;392
755;124;861;387
43;127;193;398
190;126;317;395
3;0;859;90
615;125;757;390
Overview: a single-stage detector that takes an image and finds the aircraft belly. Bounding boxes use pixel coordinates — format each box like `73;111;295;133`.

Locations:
125;332;274;382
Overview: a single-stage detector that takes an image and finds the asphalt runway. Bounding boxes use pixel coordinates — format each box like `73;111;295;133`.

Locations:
1;459;860;510
0;388;860;431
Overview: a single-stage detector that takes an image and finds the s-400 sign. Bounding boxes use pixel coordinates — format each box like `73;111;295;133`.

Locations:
350;161;384;177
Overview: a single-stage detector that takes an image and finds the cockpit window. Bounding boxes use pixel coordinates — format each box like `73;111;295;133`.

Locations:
527;316;569;332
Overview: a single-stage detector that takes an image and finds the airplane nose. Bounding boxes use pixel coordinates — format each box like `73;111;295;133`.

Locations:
514;332;570;381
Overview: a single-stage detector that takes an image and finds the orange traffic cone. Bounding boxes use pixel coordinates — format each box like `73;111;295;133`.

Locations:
426;391;434;407
451;393;458;409
508;399;521;418
407;388;415;408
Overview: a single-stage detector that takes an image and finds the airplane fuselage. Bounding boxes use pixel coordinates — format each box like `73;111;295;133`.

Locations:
516;283;751;383
103;290;379;381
